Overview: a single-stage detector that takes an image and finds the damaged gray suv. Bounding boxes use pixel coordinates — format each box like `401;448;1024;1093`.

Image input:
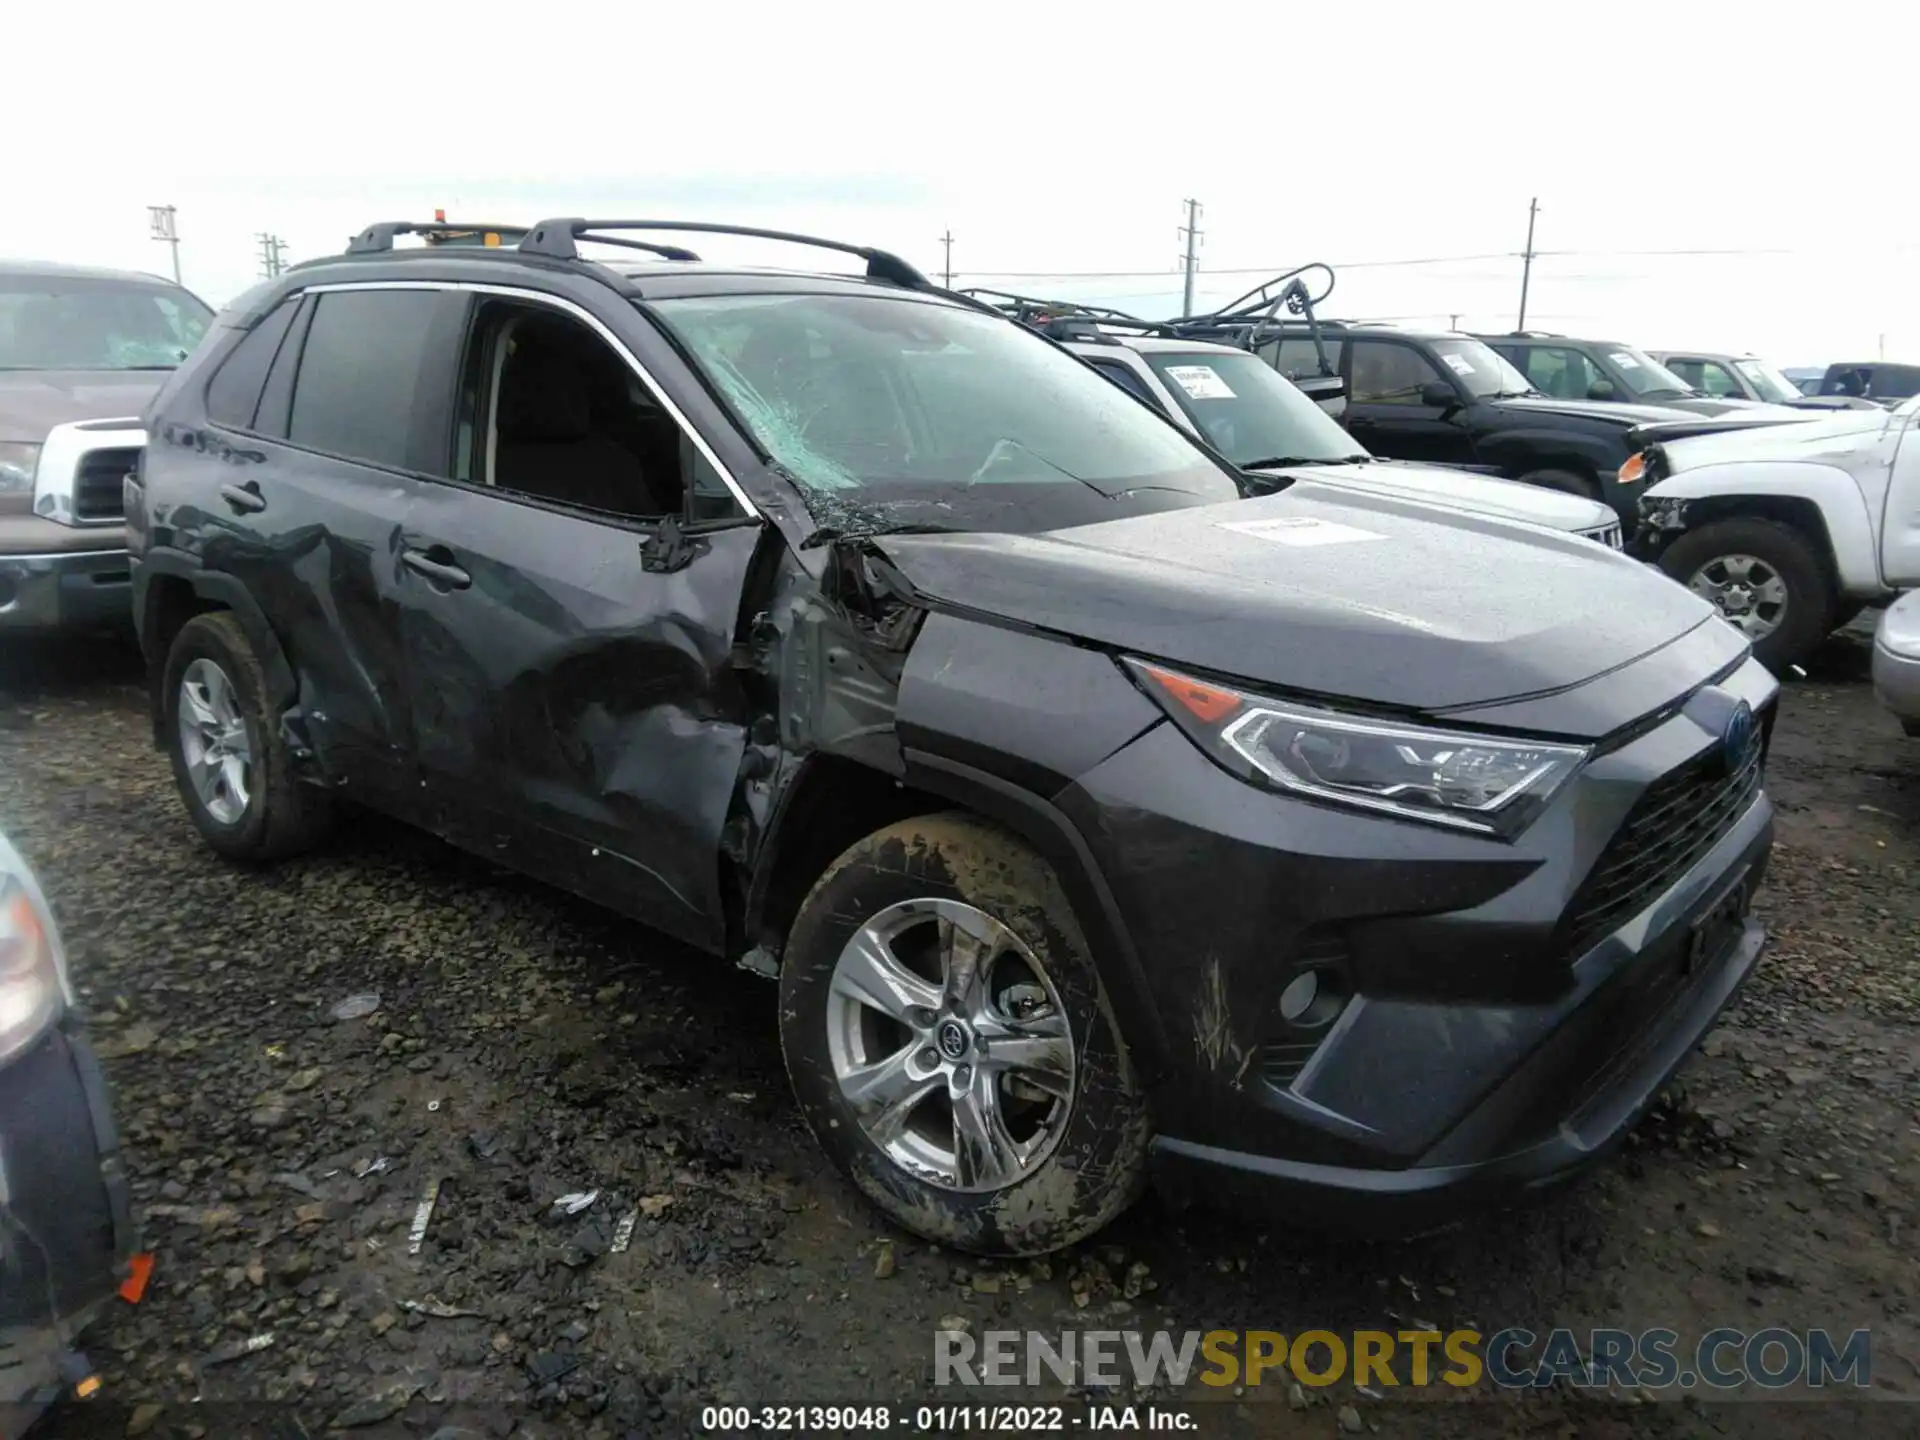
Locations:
130;219;1777;1256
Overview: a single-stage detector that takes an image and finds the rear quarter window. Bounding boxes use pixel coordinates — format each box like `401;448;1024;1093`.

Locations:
203;297;302;430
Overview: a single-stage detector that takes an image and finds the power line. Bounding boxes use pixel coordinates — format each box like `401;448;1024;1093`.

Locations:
951;242;1909;283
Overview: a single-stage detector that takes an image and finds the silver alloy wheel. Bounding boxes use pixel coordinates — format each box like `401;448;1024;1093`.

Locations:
824;897;1076;1194
1687;553;1789;641
177;658;254;825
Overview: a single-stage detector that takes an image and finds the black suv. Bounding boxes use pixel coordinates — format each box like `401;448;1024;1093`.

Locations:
1263;321;1696;522
130;218;1776;1254
1476;332;1756;417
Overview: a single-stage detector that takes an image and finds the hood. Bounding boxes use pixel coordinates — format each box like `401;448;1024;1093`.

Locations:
0;370;169;442
1663;396;1808;420
1658;405;1893;476
873;481;1716;718
1493;395;1699;426
1276;459;1614;533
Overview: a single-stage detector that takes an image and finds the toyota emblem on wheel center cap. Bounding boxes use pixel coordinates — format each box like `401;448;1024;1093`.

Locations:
936;1020;970;1060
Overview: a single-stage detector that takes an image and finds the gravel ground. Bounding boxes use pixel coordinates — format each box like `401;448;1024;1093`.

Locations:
2;626;1918;1440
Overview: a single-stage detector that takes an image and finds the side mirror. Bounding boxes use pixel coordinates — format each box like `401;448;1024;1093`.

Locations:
1420;380;1457;409
1587;379;1617;400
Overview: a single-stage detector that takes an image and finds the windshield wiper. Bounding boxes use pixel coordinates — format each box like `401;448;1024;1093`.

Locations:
1241;454;1369;470
799;521;961;550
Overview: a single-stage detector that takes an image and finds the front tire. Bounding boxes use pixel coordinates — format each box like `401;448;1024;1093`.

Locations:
162;612;332;861
778;814;1149;1256
1657;517;1836;672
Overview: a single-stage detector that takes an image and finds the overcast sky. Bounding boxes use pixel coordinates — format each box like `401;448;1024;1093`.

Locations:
7;2;1914;366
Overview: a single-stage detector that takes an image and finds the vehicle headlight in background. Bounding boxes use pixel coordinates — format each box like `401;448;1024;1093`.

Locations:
1617;451;1647;485
0;875;67;1066
1128;660;1589;837
0;442;41;495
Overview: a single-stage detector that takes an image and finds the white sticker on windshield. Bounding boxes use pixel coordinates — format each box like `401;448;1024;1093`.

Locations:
1215;516;1385;547
1163;364;1237;400
1442;354;1476;377
1610;352;1641;369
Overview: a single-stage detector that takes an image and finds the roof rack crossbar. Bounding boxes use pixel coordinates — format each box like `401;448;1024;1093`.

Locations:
520;219;929;287
346;220;533;254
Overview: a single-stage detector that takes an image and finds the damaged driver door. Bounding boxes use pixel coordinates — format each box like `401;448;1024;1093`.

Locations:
392;291;765;953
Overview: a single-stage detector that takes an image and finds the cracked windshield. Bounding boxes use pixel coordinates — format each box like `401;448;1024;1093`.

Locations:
651;292;1242;533
0;277;212;370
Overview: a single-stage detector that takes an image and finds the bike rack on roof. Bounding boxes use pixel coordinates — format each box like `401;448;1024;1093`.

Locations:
518;218;929;287
956;288;1170;343
1153;262;1340;381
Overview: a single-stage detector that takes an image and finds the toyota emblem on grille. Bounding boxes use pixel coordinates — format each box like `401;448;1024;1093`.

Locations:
1720;700;1755;774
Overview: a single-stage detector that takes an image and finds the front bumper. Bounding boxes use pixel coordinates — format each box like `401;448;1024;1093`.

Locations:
1054;652;1777;1234
1871;592;1920;732
0;1026;134;1417
0;549;133;633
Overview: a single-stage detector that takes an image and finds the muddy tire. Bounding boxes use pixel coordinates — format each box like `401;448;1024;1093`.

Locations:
1657;517;1836;673
1516;466;1600;501
779;814;1149;1256
162;612;333;861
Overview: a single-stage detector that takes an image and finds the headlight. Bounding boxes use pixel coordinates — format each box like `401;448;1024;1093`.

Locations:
0;442;41;494
1127;660;1589;837
1617;451;1647;485
0;873;67;1066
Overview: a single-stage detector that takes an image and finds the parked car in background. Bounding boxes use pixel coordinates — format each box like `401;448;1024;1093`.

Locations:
1262;320;1695;523
1872;590;1920;736
1650;350;1872;412
1630;398;1920;670
0;824;135;1427
132;216;1775;1254
1815;361;1920;407
1050;329;1624;547
0;261;212;634
1476;333;1799;418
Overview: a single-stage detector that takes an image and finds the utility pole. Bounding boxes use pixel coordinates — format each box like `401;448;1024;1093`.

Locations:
1178;199;1203;316
1879;332;1887;360
939;230;954;289
1515;196;1539;332
256;232;288;279
148;205;182;284
1449;313;1462;330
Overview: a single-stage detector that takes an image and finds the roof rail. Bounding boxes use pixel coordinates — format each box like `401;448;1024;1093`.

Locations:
519;219;929;287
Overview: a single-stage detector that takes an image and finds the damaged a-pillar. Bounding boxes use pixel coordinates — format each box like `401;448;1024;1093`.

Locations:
721;537;930;976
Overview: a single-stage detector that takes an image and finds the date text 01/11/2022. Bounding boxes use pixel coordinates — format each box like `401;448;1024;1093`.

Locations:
699;1403;1197;1431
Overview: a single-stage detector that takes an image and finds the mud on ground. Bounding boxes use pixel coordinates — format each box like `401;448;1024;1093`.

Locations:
1;628;1916;1440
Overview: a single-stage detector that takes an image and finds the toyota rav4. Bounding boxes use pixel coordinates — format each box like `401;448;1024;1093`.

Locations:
129;218;1777;1255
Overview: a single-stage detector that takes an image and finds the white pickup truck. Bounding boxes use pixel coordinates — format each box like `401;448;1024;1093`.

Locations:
1629;396;1919;671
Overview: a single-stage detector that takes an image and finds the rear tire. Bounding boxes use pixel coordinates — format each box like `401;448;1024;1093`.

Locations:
1657;518;1836;672
1516;467;1600;501
778;814;1149;1256
163;612;333;861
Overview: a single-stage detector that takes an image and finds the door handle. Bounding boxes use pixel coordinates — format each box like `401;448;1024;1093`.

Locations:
402;546;472;591
219;481;266;515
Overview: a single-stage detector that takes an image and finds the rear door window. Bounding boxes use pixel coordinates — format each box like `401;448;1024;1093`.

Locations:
287;290;460;471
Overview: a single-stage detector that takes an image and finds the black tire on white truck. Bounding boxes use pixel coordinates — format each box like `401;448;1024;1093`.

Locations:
1656;516;1837;673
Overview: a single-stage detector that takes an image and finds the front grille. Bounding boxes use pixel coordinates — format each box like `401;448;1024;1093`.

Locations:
74;446;139;521
1581;521;1624;550
1563;717;1767;954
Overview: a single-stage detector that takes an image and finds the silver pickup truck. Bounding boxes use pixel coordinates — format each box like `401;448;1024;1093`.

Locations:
1;262;212;633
